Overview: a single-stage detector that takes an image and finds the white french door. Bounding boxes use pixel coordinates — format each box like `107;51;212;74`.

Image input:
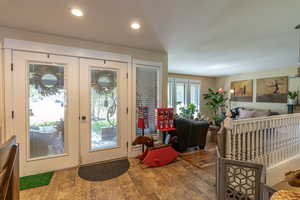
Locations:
11;51;129;176
12;51;80;176
79;59;128;165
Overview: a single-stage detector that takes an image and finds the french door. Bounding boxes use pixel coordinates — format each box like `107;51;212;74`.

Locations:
79;59;128;165
13;51;80;176
12;51;128;176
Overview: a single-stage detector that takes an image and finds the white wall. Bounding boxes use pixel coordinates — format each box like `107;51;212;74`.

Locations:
267;154;300;186
216;66;299;114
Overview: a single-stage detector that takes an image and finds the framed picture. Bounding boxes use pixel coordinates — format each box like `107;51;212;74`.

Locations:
256;76;288;103
230;80;253;102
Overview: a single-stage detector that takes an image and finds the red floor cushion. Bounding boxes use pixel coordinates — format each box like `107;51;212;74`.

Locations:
141;146;179;167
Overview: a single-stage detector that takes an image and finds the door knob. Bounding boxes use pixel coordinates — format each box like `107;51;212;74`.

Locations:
81;116;86;120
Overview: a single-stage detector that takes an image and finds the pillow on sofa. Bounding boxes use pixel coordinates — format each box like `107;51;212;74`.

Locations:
253;110;271;118
238;109;255;119
231;107;241;119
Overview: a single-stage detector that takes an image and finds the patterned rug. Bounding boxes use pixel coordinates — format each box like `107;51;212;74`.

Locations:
180;143;217;176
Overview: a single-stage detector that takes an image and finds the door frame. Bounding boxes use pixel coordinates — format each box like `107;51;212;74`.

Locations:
1;39;164;169
2;38;132;143
1;39;133;175
130;59;163;157
79;58;129;165
10;50;80;176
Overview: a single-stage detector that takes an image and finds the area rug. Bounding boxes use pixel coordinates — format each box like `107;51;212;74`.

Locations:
20;171;54;190
181;143;217;176
78;159;130;181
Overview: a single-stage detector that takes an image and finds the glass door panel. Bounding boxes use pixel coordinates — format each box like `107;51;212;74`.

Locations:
29;64;65;158
136;67;158;135
90;69;118;150
80;59;128;165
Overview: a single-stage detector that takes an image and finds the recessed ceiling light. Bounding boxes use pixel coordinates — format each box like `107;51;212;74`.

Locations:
131;23;141;30
71;8;83;17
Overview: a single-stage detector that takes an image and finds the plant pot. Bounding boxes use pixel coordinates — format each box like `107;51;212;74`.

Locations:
288;98;297;105
209;125;220;144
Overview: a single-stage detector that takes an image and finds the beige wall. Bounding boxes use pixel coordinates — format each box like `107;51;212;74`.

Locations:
216;66;299;114
0;26;168;106
168;73;217;117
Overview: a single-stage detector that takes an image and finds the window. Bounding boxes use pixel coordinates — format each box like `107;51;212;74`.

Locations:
168;78;201;114
29;64;65;158
168;80;173;108
190;83;200;111
136;66;160;135
175;82;187;113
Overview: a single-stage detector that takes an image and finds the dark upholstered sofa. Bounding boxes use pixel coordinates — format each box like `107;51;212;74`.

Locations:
170;119;209;152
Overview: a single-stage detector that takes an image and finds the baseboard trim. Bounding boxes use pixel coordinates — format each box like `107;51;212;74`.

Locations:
267;154;300;186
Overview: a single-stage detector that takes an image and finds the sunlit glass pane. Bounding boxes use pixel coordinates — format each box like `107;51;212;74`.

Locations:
29;64;65;158
176;83;185;113
136;67;158;135
90;69;118;150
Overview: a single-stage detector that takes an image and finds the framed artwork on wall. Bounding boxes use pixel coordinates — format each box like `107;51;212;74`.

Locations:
256;76;288;103
230;80;253;102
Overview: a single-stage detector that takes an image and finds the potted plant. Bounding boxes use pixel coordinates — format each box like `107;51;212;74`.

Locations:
177;103;197;119
203;88;228;126
288;91;298;105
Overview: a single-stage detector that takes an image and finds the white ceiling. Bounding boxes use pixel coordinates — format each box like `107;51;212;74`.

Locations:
0;0;300;76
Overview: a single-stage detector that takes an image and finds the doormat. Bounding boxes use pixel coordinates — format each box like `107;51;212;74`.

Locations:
20;171;54;190
78;159;130;181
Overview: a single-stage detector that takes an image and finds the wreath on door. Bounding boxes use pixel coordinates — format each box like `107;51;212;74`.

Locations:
91;70;116;94
30;65;64;97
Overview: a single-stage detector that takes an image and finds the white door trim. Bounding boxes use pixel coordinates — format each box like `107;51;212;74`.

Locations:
129;59;163;157
2;38;132;63
79;58;129;165
2;48;13;143
133;59;163;68
11;51;80;176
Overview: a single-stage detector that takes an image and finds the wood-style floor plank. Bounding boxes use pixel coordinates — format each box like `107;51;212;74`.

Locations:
20;147;217;200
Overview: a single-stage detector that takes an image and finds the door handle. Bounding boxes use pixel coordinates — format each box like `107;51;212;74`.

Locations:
81;116;86;120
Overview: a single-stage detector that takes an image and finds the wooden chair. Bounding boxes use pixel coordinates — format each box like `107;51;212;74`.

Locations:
0;136;19;200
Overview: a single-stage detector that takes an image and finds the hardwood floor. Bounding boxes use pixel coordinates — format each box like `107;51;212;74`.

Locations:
21;147;217;200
